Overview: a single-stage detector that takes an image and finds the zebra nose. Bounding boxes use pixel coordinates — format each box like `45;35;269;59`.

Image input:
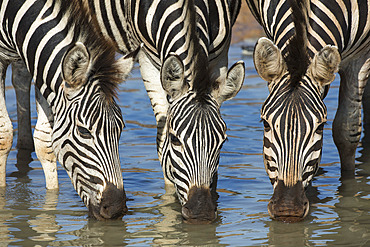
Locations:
268;180;309;223
89;183;127;220
181;186;217;224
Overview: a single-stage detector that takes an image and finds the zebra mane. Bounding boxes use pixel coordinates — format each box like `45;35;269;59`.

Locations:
285;0;310;87
59;0;122;103
184;0;211;98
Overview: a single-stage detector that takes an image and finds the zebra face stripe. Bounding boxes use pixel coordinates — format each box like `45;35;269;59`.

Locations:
52;80;125;211
162;92;226;205
261;75;326;188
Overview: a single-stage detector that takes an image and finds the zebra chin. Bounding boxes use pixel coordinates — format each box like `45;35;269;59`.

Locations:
181;186;217;224
267;180;309;223
87;183;128;221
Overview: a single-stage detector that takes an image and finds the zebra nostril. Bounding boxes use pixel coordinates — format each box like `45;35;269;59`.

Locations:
182;206;191;220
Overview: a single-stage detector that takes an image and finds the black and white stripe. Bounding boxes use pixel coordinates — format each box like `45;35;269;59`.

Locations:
261;75;326;188
88;0;244;222
249;0;369;220
89;0;240;70
0;0;137;220
249;0;369;187
249;0;370;59
162;93;227;203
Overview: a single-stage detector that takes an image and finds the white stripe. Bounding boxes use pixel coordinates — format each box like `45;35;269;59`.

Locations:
0;0;11;48
208;0;227;52
158;2;186;59
310;10;339;47
45;26;75;92
34;10;69;83
104;0;125;48
114;0;127;52
22;0;56;71
12;0;38;56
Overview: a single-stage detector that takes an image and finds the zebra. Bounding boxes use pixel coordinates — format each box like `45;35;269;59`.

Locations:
246;0;370;222
87;0;245;223
0;0;139;220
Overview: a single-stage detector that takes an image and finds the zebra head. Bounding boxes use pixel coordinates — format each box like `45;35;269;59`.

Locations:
160;54;245;223
254;37;341;222
51;42;138;220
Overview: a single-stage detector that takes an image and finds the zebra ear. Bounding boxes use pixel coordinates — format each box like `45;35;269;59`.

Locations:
62;42;91;89
213;61;245;104
115;45;141;82
309;45;341;87
160;54;188;100
254;37;286;84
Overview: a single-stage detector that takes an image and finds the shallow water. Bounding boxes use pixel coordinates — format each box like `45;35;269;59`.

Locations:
1;43;370;246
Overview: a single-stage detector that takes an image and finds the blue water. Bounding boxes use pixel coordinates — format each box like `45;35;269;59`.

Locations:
0;43;369;246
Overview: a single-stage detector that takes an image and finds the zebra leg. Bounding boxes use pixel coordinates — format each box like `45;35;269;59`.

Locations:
0;61;13;187
138;51;172;184
34;87;58;190
333;57;370;171
361;59;370;147
11;60;34;152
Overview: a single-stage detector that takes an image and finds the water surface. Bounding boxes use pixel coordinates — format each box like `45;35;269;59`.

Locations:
1;44;370;246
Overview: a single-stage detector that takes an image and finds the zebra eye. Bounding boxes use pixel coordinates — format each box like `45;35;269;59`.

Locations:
77;126;93;139
170;133;181;146
315;123;325;135
262;120;271;131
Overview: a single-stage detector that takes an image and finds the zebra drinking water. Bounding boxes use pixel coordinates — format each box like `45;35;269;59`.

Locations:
246;0;369;222
87;0;245;223
0;0;138;220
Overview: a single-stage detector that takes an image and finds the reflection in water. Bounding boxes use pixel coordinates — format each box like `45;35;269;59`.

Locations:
264;220;312;246
0;175;60;245
0;187;13;245
29;190;60;242
263;185;319;246
265;171;370;246
329;175;370;246
50;220;127;246
150;184;222;246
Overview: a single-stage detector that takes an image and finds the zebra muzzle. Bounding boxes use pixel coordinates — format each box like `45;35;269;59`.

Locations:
88;183;127;221
268;180;309;223
181;186;217;224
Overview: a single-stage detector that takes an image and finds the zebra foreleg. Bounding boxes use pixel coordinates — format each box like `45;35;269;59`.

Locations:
34;87;58;190
0;61;13;187
11;60;34;152
333;56;370;171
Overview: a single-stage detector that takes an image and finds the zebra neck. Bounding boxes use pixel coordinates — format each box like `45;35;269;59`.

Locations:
88;0;137;54
258;0;370;60
5;0;73;107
